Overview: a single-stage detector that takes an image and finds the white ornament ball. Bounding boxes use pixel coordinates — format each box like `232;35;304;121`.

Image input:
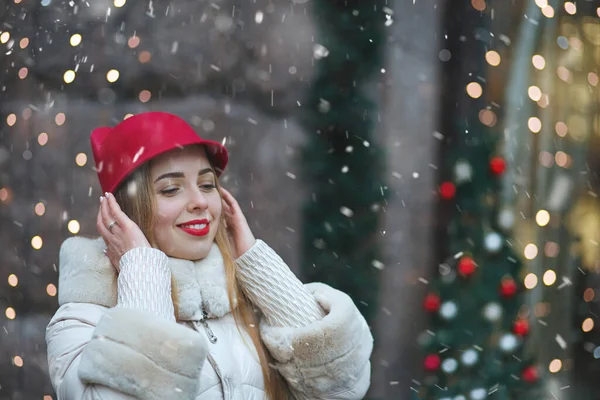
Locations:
461;349;479;366
499;333;519;352
470;387;487;400
482;302;503;322
497;208;515;231
484;232;503;253
440;301;459;320
454;160;473;184
441;357;458;374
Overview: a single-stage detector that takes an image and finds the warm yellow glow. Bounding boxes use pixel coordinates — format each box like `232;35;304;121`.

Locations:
584;288;595;302
114;0;126;7
75;153;87;166
68;220;81;234
524;243;538;260
589;73;599;87
583;318;594;332
34;202;45;216
0;32;10;44
47;283;57;297
534;0;547;7
5;307;16;320
63;70;76;84
557;66;571;82
564;2;576;14
543;270;557;286
549;359;562;373
471;0;486;11
128;36;140;48
542;5;554;18
544;242;559;257
536;210;550;226
106;69;120;83
479;109;497;127
528;117;542;133
528;86;542;101
466;82;483;98
18;67;28;79
55;113;66;126
139;90;152;103
8;274;18;287
524;273;538;289
124;113;134;120
138;51;152;63
532;55;546;70
19;38;29;49
6;114;16;127
31;236;43;250
555;151;570;168
13;356;23;367
485;50;501;66
555;121;568;137
70;34;82;46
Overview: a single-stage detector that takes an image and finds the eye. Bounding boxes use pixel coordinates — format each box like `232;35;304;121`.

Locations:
160;187;179;195
199;183;216;190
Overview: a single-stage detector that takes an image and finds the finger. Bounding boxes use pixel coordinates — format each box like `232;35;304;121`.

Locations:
97;201;112;241
105;192;130;227
100;195;115;228
220;188;240;212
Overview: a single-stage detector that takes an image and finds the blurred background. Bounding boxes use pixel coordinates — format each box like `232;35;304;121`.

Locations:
0;0;599;399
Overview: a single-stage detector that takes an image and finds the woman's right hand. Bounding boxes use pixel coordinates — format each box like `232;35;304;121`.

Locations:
97;192;151;272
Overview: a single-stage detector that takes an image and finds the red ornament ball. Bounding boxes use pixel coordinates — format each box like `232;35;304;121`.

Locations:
521;365;539;383
513;319;530;336
423;293;441;312
439;182;456;199
458;256;477;276
424;354;441;372
490;156;506;175
500;277;518;298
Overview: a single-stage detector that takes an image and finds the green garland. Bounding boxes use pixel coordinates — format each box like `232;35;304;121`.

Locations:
299;1;387;323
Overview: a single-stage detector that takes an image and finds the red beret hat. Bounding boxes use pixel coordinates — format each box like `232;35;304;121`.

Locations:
90;112;228;193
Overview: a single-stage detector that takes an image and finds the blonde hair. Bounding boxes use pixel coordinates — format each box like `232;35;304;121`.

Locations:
113;151;289;399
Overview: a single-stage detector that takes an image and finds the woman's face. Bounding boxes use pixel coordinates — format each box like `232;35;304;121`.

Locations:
149;145;222;260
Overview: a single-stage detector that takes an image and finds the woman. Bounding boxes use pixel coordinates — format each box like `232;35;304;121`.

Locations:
46;112;373;400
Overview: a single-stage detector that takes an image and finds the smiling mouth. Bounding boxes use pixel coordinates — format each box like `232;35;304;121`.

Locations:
177;222;210;237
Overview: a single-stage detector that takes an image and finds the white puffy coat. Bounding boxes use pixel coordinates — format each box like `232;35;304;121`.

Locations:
46;237;373;399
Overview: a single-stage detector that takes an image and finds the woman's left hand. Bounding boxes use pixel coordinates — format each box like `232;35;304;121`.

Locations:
220;188;256;259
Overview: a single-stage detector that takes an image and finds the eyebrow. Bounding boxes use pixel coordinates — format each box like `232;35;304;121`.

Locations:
153;168;214;183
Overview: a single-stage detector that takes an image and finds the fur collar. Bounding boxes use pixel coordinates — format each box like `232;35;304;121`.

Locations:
57;236;235;320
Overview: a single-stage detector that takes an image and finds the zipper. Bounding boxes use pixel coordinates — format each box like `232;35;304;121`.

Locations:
199;308;218;344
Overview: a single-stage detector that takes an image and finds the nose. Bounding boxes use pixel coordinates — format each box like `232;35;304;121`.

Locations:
187;186;209;213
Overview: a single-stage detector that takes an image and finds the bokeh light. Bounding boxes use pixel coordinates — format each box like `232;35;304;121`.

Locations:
8;274;18;287
528;117;542;133
536;210;550;226
524;273;538;289
532;55;546;70
543;270;557;286
47;284;57;297
75;153;87;166
583;318;594;332
485;50;501;66
5;307;16;320
549;359;562;373
31;236;43;250
34;202;46;216
70;34;82;46
466;82;483;98
68;220;81;234
107;69;120;83
524;244;538;260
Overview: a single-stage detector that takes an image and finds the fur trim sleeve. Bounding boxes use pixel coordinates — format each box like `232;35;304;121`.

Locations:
259;283;373;399
46;303;207;400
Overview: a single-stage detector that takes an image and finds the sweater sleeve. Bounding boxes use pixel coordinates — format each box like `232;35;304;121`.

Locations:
116;247;175;321
235;239;326;328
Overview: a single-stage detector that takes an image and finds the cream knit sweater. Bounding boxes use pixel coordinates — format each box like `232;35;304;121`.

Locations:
116;240;325;327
